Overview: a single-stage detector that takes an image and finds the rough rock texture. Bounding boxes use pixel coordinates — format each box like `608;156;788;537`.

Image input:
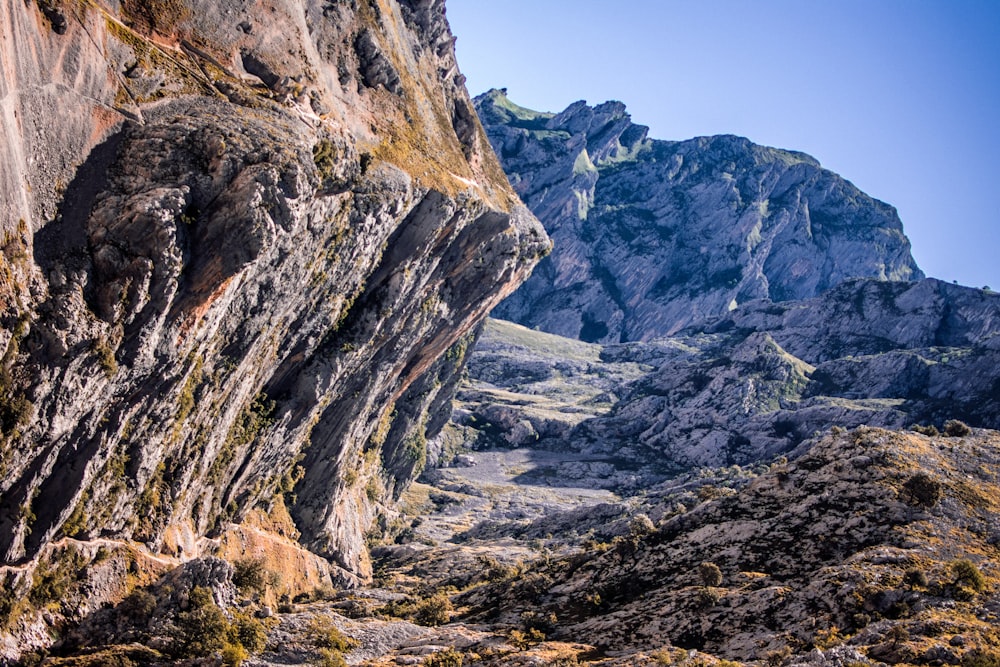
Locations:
0;0;547;637
476;89;923;342
459;427;1000;663
457;279;1000;482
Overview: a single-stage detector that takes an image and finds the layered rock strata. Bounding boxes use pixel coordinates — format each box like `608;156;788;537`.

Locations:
458;279;1000;482
0;0;547;594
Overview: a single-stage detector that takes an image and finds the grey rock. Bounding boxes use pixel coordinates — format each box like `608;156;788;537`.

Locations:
476;89;923;342
457;278;1000;483
0;1;547;648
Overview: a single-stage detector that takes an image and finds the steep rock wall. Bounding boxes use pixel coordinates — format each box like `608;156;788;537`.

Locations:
0;0;547;585
476;89;923;342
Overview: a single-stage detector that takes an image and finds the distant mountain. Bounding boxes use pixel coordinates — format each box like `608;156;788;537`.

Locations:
457;277;1000;485
476;89;923;342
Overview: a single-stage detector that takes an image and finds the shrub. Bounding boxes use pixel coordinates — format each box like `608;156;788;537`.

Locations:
413;592;453;627
29;546;87;607
424;648;463;667
520;610;557;634
170;586;268;664
951;559;986;593
509;628;545;649
230;611;267;654
910;423;940;437
629;513;656;537
902;473;942;508
963;649;1000;667
697;587;721;608
903;568;928;588
314;648;348;667
306;616;357;651
232;558;267;596
118;589;158;628
173;595;230;656
221;643;249;667
944;420;972;437
698;561;723;588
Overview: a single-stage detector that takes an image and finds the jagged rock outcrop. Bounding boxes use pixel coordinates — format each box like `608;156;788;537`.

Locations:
476;89;923;342
459;427;1000;663
0;0;547;630
457;279;1000;482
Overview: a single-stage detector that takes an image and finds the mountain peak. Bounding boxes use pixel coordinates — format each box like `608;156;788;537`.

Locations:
476;92;923;342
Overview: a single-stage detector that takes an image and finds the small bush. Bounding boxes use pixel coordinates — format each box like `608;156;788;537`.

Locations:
314;648;348;667
306;616;357;651
118;589;157;627
697;587;721;608
232;558;267;596
230;611;267;654
221;643;249;667
903;568;928;588
963;649;1000;667
173;595;230;656
413;592;453;627
910;423;940;437
944;420;972;437
951;558;986;593
698;561;723;588
629;513;656;537
902;473;942;508
509;628;545;649
94;338;118;377
520;610;557;634
29;546;87;607
424;648;463;667
170;586;268;665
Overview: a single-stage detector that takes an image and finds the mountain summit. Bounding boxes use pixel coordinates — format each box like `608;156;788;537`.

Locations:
476;89;923;342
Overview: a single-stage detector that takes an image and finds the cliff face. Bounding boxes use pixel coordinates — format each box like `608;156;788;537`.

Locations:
0;0;547;585
476;89;923;342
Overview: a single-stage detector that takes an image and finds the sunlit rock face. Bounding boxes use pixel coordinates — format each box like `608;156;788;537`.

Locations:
0;0;547;584
476;89;923;342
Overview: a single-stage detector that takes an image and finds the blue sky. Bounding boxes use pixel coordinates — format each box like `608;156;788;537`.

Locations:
447;0;1000;290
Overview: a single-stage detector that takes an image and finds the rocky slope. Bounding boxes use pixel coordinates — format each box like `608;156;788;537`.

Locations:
476;89;923;342
34;424;1000;666
0;0;547;654
456;278;1000;486
455;426;1000;664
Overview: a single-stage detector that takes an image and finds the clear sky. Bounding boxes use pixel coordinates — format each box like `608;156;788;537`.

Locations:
447;0;1000;290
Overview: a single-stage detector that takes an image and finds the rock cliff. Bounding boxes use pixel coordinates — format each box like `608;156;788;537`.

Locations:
0;0;546;616
476;89;923;342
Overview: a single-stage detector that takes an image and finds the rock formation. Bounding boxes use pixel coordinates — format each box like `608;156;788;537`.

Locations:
458;426;1000;663
457;278;1000;484
0;0;546;634
476;89;923;342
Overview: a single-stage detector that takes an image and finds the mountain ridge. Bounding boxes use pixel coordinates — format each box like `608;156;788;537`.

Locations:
477;88;923;342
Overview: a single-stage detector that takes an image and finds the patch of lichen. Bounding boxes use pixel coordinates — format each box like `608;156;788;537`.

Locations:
104;16;214;105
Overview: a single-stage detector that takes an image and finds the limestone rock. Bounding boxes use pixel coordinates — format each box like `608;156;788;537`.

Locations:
457;279;1000;483
0;2;546;656
476;89;923;342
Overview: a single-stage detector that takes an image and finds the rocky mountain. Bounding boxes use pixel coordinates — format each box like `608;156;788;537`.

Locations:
0;0;547;655
476;89;923;342
457;277;1000;487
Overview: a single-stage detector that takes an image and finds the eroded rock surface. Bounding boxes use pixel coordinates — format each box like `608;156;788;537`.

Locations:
0;0;547;654
457;278;1000;483
476;89;923;342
